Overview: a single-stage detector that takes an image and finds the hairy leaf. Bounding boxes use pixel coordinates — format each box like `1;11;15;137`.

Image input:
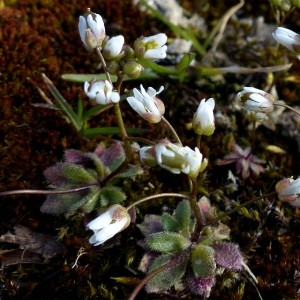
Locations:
99;186;126;206
61;163;97;184
146;232;190;253
191;244;216;278
146;253;188;293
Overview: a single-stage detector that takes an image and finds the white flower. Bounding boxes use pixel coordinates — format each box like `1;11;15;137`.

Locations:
275;178;300;207
238;87;275;114
87;204;131;246
134;33;168;59
154;139;207;178
84;80;120;104
103;35;125;60
272;27;300;53
127;84;165;123
183;146;208;179
193;98;215;136
78;8;106;51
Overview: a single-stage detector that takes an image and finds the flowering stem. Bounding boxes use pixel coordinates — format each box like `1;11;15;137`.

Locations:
95;50;132;162
250;120;256;147
274;102;300;117
0;185;98;197
114;102;132;160
161;116;182;146
213;191;277;224
190;178;203;241
196;134;201;150
126;136;154;146
128;249;190;300
96;47;113;85
126;193;189;211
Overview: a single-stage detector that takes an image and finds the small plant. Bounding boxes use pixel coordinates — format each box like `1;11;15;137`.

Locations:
1;2;300;299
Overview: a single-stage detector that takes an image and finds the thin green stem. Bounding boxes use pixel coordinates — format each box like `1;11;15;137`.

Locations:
250;120;256;147
96;48;112;85
128;249;190;300
274;102;300;117
161;116;182;146
114;102;132;160
126;193;189;211
189;178;203;242
196;134;201;150
0;185;98;197
125;136;155;146
213;191;277;224
128;263;167;300
95;50;132;162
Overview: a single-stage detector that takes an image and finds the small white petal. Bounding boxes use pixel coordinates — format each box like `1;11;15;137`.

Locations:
111;92;120;103
78;16;87;44
87;210;113;230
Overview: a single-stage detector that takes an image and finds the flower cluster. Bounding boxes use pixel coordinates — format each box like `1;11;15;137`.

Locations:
78;8;168;106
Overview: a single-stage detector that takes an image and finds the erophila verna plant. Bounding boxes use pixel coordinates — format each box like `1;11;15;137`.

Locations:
1;4;300;299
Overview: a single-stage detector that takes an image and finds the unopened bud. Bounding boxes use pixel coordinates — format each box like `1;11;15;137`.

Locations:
123;60;143;78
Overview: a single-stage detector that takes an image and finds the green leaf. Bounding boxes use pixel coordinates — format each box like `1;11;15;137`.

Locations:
82;104;112;121
77;97;84;120
61;163;97;184
61;73;118;83
191;244;216;278
114;165;144;179
42;74;82;131
138;59;176;75
162;213;180;232
146;253;188;293
146;232;190;253
81;189;102;213
40;185;84;215
99;186;126;206
61;70;160;83
174;200;191;236
66;188;101;217
82;127;151;137
85;153;108;181
175;53;196;74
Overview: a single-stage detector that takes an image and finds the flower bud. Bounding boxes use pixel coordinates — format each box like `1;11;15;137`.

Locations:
123;59;143;78
275;177;300;206
193;98;215;136
238;87;275;114
123;45;135;59
106;60;121;75
102;35;125;60
139;146;157;167
291;0;300;7
272;27;300;53
87;204;131;246
78;8;106;51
